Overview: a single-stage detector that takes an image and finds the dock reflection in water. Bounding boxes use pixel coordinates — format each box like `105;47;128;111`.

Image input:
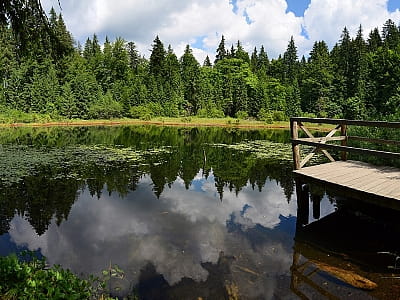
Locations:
292;184;400;300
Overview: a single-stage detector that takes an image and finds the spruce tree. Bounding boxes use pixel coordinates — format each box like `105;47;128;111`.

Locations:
215;35;227;64
149;35;166;79
250;47;258;73
283;36;298;84
180;45;200;114
382;19;400;49
367;28;382;52
203;55;212;67
235;40;250;63
126;41;140;72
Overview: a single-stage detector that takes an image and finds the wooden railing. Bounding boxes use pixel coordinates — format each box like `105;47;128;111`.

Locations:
290;117;400;170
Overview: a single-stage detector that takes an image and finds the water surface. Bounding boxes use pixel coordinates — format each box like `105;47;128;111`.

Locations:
0;125;398;299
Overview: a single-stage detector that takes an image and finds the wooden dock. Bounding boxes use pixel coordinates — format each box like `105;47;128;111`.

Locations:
290;117;400;211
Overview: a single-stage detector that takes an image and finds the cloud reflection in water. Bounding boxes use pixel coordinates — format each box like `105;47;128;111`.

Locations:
8;170;298;298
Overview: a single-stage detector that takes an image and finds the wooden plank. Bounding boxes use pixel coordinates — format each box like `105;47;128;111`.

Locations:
290;117;400;128
297;136;346;143
295;161;366;177
294;161;400;204
365;178;399;195
340;124;347;161
292;140;400;160
291;120;301;170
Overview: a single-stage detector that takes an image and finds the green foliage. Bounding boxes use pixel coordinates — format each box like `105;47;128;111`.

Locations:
235;110;248;119
129;102;164;120
1;12;400;122
257;108;273;124
272;110;286;121
196;107;225;118
88;91;123;119
0;253;93;300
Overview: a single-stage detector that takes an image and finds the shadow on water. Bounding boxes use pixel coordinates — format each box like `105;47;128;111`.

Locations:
0;125;399;299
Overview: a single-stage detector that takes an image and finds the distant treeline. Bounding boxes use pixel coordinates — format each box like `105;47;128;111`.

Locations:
0;8;399;121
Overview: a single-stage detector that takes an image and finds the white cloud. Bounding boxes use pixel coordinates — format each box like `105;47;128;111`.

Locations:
303;0;400;50
41;0;400;61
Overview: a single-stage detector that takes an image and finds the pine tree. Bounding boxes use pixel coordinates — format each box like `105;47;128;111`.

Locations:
283;36;298;84
126;41;140;72
382;19;400;49
367;28;382;52
149;35;166;79
250;47;258;73
164;45;183;115
203;55;212;67
301;41;335;115
215;35;227;64
235;40;250;63
180;45;200;114
257;45;269;78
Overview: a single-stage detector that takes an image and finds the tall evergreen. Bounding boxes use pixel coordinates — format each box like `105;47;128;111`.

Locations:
180;45;200;114
283;36;298;84
382;19;400;49
126;41;140;72
203;55;212;67
215;35;227;64
250;47;258;73
149;35;166;79
367;28;382;52
235;40;250;63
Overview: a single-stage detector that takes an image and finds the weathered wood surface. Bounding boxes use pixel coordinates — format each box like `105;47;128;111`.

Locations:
294;160;400;204
290;117;400;128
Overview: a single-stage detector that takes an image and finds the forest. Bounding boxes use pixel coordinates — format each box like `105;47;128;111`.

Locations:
0;7;399;122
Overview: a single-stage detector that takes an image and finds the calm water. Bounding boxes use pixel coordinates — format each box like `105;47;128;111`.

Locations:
0;125;399;299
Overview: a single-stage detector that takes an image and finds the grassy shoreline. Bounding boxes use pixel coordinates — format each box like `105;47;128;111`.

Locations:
0;117;333;130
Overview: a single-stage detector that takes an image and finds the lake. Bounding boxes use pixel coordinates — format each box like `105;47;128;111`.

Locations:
0;125;398;299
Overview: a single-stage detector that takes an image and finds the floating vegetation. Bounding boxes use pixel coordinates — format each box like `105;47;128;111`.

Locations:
0;144;173;186
211;140;293;161
211;140;328;165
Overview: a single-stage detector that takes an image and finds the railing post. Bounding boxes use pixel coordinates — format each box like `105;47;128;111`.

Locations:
340;124;348;161
291;119;301;170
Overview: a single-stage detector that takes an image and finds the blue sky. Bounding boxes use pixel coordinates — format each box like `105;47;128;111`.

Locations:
286;0;311;16
43;0;400;62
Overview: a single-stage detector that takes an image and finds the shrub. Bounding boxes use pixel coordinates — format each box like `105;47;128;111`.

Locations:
87;92;123;119
196;108;225;118
258;108;273;124
235;111;248;120
129;105;153;120
272;110;286;121
196;108;208;118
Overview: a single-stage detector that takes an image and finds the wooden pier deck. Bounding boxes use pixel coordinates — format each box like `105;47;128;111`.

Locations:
290;117;400;210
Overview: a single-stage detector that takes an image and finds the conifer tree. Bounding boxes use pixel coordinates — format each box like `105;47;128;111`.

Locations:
149;35;166;79
367;28;382;52
235;40;250;63
283;36;298;84
126;41;140;72
180;45;200;114
203;55;212;67
250;47;258;73
215;35;227;64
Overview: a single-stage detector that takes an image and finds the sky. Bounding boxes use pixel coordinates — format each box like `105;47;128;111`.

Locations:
41;0;400;63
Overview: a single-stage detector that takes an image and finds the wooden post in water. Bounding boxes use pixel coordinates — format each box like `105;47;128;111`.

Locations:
291;119;301;170
295;179;309;227
340;124;348;161
311;194;321;220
